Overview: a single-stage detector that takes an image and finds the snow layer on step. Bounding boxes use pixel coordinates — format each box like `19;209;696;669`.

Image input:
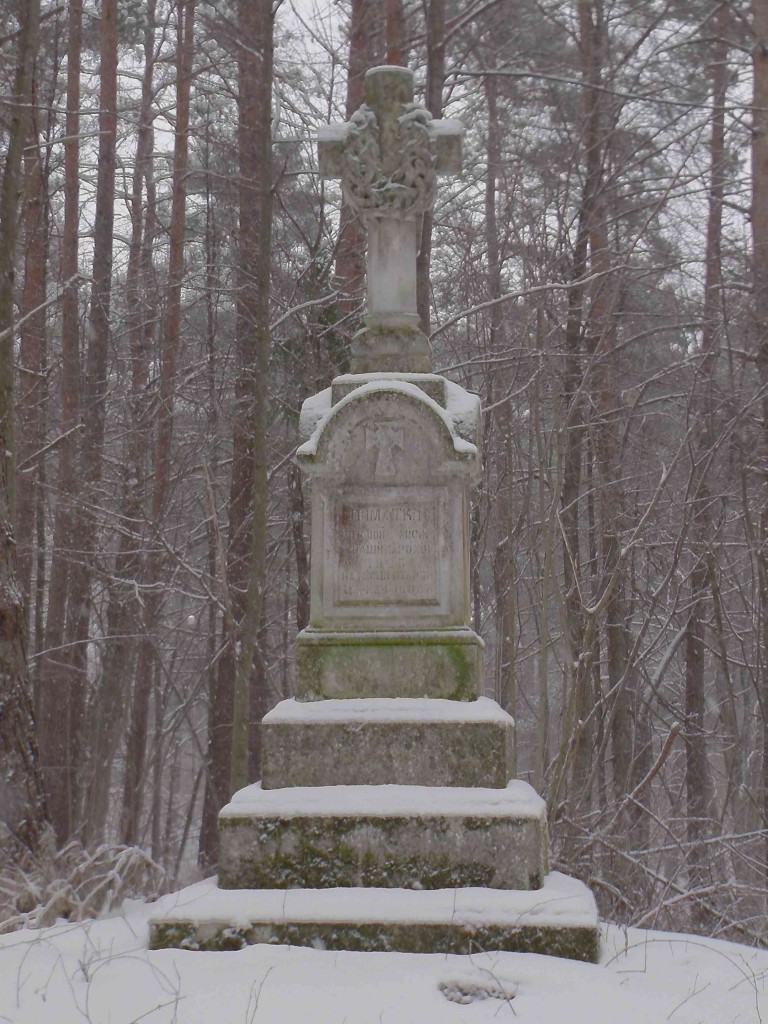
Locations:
220;779;544;819
263;696;512;725
150;871;596;931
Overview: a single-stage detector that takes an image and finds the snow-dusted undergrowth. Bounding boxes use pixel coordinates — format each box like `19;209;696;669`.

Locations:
0;895;765;1023
0;840;163;934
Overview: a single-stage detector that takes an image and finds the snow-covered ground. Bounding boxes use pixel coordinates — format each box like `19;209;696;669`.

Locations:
1;895;766;1023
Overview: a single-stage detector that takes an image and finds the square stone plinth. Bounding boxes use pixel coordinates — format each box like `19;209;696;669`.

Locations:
296;628;483;700
148;871;600;962
331;372;447;407
261;697;514;789
217;781;548;892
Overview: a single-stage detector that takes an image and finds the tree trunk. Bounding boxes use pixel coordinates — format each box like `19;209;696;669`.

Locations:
417;0;445;337
64;0;120;774
289;464;310;631
483;75;515;732
36;0;82;845
39;0;117;843
334;0;382;321
82;0;157;846
0;0;47;856
578;0;636;802
17;112;48;623
121;0;194;846
750;0;768;894
385;0;405;65
562;215;592;813
684;4;729;927
200;0;274;866
229;0;275;796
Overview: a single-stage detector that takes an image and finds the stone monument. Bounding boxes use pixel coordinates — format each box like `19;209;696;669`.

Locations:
149;66;599;960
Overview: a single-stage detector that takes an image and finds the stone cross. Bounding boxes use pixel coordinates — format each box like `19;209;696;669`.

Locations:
318;65;463;373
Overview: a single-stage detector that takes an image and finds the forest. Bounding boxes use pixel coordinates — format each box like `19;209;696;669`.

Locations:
0;0;767;946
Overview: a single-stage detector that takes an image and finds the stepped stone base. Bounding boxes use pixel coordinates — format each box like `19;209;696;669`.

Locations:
217;781;548;891
261;697;514;789
296;628;484;701
148;872;600;961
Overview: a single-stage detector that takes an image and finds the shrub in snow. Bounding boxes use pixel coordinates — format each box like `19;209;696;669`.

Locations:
0;833;163;932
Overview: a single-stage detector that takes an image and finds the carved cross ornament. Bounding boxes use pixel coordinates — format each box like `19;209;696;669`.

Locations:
365;419;406;477
318;66;462;223
317;66;463;373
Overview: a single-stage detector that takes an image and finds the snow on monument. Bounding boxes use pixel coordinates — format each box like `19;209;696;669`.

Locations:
149;65;600;960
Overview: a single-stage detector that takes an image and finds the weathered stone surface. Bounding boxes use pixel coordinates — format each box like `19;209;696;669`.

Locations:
351;316;431;374
295;628;483;700
217;781;548;892
261;697;514;789
296;376;484;708
302;375;482;458
148;873;600;961
152;918;599;961
316;66;463;374
331;372;447;407
297;384;478;635
145;63;602;970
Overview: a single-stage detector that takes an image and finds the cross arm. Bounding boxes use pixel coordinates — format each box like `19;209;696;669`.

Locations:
430;118;463;175
317;123;348;179
319;116;462;180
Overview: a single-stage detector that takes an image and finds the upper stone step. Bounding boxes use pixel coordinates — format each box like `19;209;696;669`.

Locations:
261;696;515;789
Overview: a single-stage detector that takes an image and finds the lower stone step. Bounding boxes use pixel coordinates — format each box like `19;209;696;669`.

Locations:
148;871;600;961
218;780;548;891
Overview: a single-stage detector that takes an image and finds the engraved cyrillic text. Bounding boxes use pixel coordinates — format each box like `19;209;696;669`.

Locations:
334;495;439;604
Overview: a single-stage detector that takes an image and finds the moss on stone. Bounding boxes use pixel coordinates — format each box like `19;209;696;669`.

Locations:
218;811;546;891
296;634;481;701
150;918;600;962
445;642;475;700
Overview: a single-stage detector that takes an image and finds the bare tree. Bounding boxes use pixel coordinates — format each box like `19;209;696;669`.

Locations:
200;0;275;866
416;0;445;335
36;0;83;845
751;0;768;892
682;2;730;926
82;0;159;847
121;0;195;847
334;0;383;329
0;0;47;856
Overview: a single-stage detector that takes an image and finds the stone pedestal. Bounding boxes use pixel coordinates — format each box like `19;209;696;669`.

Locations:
149;372;600;961
294;375;484;699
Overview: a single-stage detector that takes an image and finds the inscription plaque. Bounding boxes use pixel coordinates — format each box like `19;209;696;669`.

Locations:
332;488;441;606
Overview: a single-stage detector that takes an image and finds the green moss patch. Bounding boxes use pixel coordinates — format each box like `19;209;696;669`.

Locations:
150;919;599;962
218;812;545;892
